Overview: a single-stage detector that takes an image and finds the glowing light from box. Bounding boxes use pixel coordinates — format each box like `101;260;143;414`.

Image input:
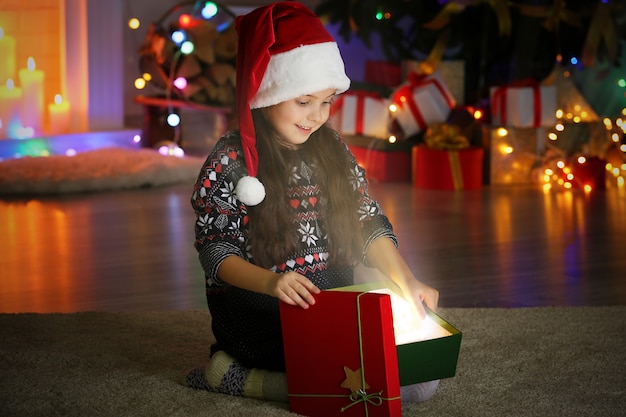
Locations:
555;123;564;131
496;127;508;137
133;134;141;144
603;118;612;129
556;109;564;118
173;77;187;89
202;2;219;19
388;135;397;144
388;103;398;112
578;156;586;164
134;78;146;89
65;148;77;156
548;132;558;141
143;73;152;81
618;78;626;88
584;184;592;192
128;18;140;30
180;41;194;55
371;289;451;345
473;109;483;120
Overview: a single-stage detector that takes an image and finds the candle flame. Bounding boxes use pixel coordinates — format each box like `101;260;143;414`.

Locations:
27;57;36;71
6;79;14;89
54;94;63;105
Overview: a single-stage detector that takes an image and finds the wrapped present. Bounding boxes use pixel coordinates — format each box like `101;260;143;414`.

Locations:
280;290;403;417
365;60;402;88
550;156;607;191
490;80;556;128
347;136;412;182
333;91;390;139
390;73;456;138
412;145;484;190
402;60;465;105
333;281;462;386
484;126;544;185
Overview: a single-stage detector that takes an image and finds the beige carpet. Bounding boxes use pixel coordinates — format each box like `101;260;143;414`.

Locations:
1;307;624;417
0;147;205;195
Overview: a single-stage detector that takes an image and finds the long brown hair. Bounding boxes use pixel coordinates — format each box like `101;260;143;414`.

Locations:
247;109;363;268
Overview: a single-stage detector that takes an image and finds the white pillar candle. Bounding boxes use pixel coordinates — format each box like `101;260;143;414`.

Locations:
18;57;45;135
0;79;22;138
47;94;70;135
0;28;16;85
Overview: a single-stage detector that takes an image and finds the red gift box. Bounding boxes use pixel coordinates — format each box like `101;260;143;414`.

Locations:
412;145;484;190
570;156;607;190
280;291;402;417
349;143;411;182
390;73;455;137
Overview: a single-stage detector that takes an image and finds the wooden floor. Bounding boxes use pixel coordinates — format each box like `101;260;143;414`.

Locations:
1;181;625;313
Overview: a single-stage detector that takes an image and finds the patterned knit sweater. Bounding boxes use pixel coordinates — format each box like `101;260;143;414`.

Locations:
190;130;397;371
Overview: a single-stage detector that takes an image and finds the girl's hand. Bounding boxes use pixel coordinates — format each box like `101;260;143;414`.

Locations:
403;279;439;319
270;271;321;309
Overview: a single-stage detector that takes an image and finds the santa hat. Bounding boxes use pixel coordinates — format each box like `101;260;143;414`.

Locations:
234;1;351;206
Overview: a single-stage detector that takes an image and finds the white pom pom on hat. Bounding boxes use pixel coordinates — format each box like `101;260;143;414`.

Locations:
234;175;266;207
234;1;350;206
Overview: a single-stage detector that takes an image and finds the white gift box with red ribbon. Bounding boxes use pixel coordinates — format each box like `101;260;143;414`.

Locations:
333;91;390;138
390;73;456;137
490;81;556;128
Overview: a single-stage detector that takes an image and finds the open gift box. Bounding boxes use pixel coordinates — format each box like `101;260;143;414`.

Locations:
279;281;461;417
333;281;462;386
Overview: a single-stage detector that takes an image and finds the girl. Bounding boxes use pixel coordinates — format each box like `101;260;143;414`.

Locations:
186;1;440;403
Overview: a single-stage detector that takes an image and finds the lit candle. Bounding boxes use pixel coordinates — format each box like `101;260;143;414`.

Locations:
47;94;70;135
0;28;16;84
0;79;22;138
18;57;45;134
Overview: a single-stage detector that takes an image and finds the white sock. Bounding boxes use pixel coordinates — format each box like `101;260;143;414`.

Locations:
400;379;440;403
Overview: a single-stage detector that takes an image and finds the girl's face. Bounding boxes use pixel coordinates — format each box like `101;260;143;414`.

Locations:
261;88;336;149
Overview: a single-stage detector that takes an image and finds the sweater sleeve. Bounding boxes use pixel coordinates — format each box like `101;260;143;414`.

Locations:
338;137;399;265
190;132;251;287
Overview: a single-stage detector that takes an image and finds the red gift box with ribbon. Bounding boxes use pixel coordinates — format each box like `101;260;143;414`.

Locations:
333;91;390;139
280;290;402;417
412;145;484;190
490;80;556;128
390;72;456;138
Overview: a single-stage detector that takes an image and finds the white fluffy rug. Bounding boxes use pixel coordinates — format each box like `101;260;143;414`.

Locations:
0;147;205;195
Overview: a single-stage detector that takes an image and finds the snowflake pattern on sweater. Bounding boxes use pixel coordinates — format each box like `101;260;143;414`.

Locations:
190;130;397;370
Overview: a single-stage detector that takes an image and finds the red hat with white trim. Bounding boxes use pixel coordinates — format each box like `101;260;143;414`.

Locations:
234;1;350;206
